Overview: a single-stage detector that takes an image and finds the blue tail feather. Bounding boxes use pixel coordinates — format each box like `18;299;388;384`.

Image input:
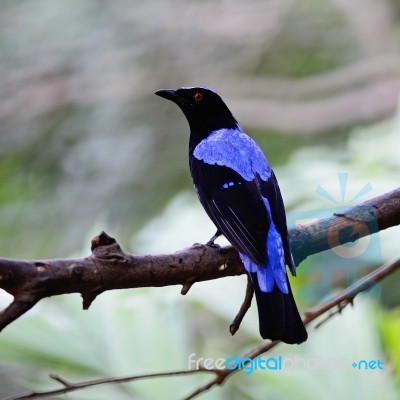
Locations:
240;196;289;294
239;197;308;344
240;253;274;292
266;223;288;294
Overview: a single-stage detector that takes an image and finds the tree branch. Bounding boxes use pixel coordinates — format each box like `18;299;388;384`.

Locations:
0;188;399;332
289;187;400;265
6;368;221;400
229;274;254;336
7;255;400;400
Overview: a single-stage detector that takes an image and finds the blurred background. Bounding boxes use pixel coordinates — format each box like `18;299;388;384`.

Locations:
0;0;399;399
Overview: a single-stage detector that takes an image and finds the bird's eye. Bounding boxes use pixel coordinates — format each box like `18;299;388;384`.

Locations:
193;93;203;102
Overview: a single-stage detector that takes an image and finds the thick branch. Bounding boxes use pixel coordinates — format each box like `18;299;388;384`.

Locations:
289;187;400;265
0;236;241;331
0;187;399;332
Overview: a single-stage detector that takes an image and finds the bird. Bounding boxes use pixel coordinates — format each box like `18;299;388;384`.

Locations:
155;86;307;344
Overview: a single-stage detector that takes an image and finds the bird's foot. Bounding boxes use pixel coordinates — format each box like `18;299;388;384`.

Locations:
206;230;222;249
206;240;221;249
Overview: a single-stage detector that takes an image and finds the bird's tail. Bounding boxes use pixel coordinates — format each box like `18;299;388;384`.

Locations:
250;271;308;344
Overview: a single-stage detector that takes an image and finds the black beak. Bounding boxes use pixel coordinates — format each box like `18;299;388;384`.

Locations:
155;89;176;101
155;89;191;107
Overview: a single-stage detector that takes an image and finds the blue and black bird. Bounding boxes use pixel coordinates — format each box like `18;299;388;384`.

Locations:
155;87;307;344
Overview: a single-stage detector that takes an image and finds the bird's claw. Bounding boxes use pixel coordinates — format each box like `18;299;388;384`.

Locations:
206;230;222;248
206;240;221;249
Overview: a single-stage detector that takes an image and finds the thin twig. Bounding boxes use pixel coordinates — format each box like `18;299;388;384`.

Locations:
5;368;220;400
229;274;254;335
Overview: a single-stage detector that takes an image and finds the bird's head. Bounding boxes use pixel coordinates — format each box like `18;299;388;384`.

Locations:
155;87;238;142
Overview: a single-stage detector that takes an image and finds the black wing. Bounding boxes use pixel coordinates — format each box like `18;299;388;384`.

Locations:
260;171;296;273
190;156;270;265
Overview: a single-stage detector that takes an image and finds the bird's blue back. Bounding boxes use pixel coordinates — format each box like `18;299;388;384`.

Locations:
193;127;271;182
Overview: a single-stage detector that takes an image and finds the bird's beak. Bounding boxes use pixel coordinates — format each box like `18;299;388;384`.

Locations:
155;89;176;101
155;89;191;107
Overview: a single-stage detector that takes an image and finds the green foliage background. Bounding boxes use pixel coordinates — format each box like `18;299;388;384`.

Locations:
0;0;399;399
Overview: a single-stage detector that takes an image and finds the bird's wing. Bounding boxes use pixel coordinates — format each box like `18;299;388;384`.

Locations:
190;156;270;265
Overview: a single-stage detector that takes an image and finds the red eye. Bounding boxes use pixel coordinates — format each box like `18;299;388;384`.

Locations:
193;92;203;102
